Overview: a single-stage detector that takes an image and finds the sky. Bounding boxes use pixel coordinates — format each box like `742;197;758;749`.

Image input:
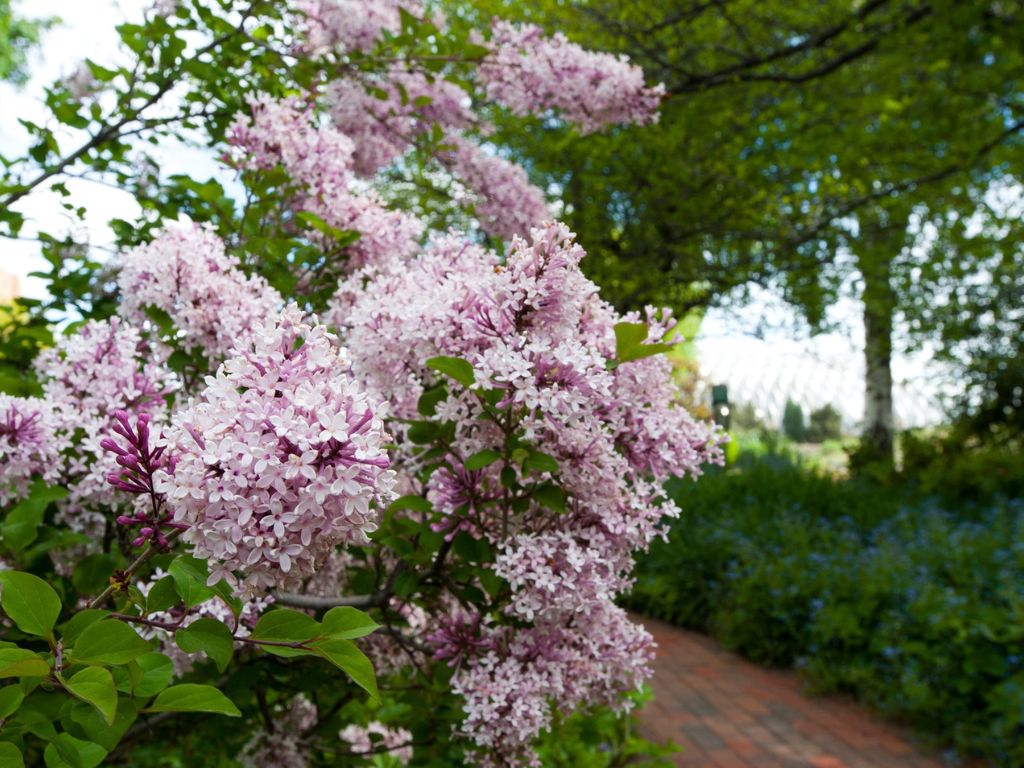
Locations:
0;0;948;431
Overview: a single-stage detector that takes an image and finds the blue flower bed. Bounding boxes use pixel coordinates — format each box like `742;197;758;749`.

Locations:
629;456;1024;765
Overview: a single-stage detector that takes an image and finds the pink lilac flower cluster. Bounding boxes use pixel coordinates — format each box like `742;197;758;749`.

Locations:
330;222;724;763
450;603;653;767
155;305;396;594
239;694;318;768
227;95;423;271
0;394;63;504
328;69;475;177
478;20;665;134
339;721;414;763
118;224;281;360
295;0;419;55
35;318;174;524
437;134;550;241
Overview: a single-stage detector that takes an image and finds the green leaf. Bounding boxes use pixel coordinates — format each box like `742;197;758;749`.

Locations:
168;555;216;608
71;554;116;597
144;575;178;614
425;356;475;387
251;608;320;642
59;610;109;646
309;638;379;701
523;451;559;474
0;571;62;637
145;684;240;717
175;618;233;673
0;649;50;679
612;322;676;364
2;482;67;553
407;421;438;445
132;652;173;698
63;667;117;726
387;495;432;514
44;733;106;768
321;607;378;640
535;484;565;512
613;322;649;357
0;684;24;718
417;383;447;416
67;697;137;751
71;620;151;666
0;742;23;767
464;449;501;470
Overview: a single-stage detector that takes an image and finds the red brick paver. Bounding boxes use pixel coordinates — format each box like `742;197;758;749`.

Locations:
636;616;961;767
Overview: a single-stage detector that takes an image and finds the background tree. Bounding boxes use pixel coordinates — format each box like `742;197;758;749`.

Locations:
782;399;806;442
454;0;1024;462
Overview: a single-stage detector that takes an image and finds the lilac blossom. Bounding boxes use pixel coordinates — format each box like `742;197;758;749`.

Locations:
339;721;414;763
118;224;282;360
479;20;665;133
155;305;396;594
0;395;63;504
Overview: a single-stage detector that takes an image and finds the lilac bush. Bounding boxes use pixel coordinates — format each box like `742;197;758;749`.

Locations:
0;1;720;765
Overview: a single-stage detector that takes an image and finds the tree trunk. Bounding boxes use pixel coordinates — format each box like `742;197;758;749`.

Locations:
861;255;895;462
856;206;905;465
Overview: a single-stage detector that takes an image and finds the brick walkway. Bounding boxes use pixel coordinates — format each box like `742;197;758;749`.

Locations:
636;616;959;768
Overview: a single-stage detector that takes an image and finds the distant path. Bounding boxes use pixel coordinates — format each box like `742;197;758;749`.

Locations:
635;616;966;768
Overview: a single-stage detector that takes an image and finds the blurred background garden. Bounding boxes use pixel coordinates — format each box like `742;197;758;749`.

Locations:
1;0;1023;766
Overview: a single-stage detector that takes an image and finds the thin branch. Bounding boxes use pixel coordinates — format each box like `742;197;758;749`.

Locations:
272;591;381;609
87;528;183;609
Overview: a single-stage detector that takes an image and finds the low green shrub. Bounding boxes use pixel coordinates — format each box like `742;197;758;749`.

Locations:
629;455;1024;766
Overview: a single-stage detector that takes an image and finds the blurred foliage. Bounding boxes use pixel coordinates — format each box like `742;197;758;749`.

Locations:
629;450;1024;765
805;404;842;443
0;0;53;85
781;399;805;442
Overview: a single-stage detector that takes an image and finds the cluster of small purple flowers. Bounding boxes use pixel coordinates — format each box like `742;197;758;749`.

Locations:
0;394;62;504
118;223;281;360
239;694;319;768
227;95;423;271
479;20;665;134
35;318;175;523
339;721;414;763
155;305;396;594
331;222;725;764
